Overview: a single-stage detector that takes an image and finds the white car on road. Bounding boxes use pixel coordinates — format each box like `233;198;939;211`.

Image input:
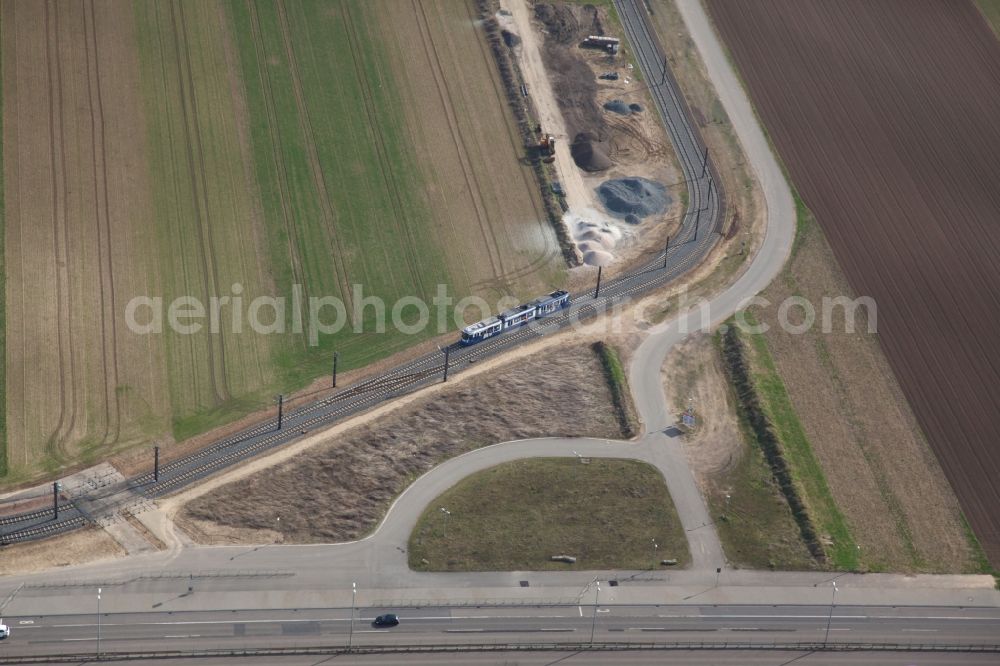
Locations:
0;620;9;639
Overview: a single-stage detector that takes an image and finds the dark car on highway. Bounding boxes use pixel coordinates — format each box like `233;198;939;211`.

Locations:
373;613;399;627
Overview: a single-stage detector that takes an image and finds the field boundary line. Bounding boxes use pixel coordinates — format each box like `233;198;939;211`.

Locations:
408;0;504;281
167;0;229;403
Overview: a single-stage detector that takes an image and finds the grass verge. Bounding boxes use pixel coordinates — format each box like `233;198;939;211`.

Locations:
976;0;1000;40
721;315;859;570
705;334;820;570
408;458;690;571
593;341;637;437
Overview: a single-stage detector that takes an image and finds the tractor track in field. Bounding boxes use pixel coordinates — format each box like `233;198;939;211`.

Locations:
168;0;230;404
457;0;564;294
243;1;311;311
43;0;78;458
82;0;122;447
408;0;504;282
272;0;353;312
342;1;430;297
1;0;724;546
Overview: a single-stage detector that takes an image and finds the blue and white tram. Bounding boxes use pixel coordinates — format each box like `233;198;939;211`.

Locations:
460;289;570;345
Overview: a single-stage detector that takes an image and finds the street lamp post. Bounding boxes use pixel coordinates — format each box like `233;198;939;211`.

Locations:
440;507;451;538
96;587;102;660
652;538;658;568
348;582;356;651
824;581;838;645
589;581;601;646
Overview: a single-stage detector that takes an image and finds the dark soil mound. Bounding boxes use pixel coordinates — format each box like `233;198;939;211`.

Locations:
597;177;670;218
604;99;632;115
571;132;613;172
535;2;604;44
629;103;643;113
501;29;520;48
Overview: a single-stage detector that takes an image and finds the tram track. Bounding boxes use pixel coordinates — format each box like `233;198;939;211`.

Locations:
0;0;725;545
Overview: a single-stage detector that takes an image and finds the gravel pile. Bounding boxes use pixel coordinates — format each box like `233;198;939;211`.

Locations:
596;177;670;219
603;99;632;115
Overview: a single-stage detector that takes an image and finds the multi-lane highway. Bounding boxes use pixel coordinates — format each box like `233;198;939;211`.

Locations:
3;604;998;660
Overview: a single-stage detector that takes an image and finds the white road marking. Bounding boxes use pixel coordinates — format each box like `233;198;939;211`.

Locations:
48;614;526;629
902;628;938;632
578;606;583;617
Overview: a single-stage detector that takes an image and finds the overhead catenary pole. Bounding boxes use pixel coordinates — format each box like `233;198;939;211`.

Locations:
276;394;284;431
97;587;102;660
154;446;160;482
590;580;601;646
701;145;709;179
663;235;670;270
52;482;60;519
332;351;340;388
442;346;450;382
594;265;603;298
824;581;838;645
348;582;357;651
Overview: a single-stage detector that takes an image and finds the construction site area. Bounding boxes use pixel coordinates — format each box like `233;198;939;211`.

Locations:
494;0;684;272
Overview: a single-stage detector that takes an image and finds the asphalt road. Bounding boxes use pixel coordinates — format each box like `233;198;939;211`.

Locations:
3;604;998;659
29;654;1000;666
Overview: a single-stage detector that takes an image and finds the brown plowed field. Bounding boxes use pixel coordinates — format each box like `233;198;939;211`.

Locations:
707;0;1000;564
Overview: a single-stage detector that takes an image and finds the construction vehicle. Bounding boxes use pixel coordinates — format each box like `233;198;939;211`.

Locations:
539;133;556;163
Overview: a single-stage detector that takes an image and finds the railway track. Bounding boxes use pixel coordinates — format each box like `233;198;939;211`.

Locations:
0;515;87;543
0;0;724;545
0;508;57;527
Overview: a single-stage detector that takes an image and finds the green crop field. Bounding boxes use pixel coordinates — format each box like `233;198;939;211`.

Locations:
1;0;564;482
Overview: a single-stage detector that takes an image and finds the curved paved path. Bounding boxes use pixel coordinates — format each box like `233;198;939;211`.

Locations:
366;0;797;574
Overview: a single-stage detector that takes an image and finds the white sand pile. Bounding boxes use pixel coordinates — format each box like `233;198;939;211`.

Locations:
563;207;630;265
